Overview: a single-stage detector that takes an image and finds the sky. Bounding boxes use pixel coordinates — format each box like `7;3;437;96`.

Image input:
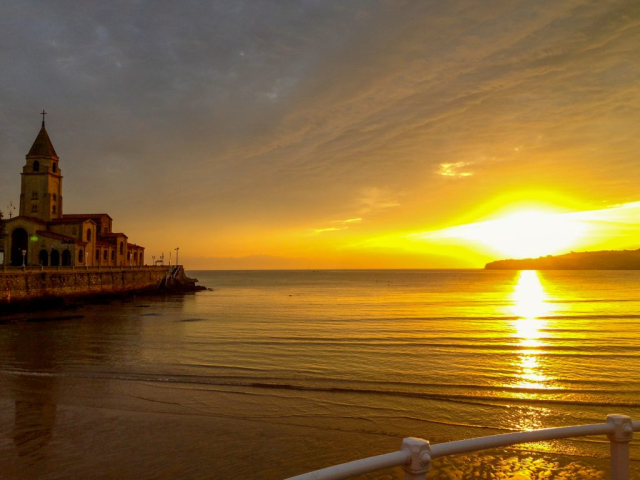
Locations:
1;0;639;269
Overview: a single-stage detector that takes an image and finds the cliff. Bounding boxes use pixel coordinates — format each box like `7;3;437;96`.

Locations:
485;249;640;270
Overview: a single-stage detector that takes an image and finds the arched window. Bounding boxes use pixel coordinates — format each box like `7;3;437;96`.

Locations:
39;249;49;266
33;161;40;172
111;250;115;261
31;205;38;212
52;163;57;172
10;228;28;266
78;250;84;264
103;249;108;261
52;205;56;214
86;229;92;242
31;191;38;199
51;249;60;266
95;249;100;261
119;242;123;254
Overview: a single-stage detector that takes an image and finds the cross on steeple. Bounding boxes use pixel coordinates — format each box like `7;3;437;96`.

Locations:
41;109;47;127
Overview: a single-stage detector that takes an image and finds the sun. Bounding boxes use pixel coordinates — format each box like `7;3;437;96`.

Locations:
433;208;588;259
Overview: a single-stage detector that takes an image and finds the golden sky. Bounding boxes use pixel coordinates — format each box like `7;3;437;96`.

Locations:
1;1;639;268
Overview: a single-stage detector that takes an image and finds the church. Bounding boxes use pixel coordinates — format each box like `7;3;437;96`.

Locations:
1;116;145;267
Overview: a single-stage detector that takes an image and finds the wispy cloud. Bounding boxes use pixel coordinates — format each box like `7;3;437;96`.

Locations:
313;227;342;234
438;162;473;177
313;217;363;234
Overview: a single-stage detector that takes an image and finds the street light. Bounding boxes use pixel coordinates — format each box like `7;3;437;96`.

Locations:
21;249;26;267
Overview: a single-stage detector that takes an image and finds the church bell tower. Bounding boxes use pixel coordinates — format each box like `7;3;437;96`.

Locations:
19;111;63;221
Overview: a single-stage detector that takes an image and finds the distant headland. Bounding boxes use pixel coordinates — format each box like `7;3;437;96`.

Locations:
485;249;640;270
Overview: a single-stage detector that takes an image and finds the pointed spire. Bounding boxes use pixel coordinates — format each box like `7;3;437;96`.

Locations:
27;112;58;158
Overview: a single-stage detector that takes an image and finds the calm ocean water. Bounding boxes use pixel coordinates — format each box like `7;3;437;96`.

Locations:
1;269;639;479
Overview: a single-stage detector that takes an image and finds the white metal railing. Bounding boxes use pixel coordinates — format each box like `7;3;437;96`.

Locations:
287;414;640;480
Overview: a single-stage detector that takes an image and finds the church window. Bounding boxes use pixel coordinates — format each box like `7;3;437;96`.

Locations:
78;250;84;264
52;205;56;214
86;229;92;242
52;163;57;172
53;194;57;201
31;205;38;212
103;249;108;261
31;191;38;199
119;242;124;254
95;249;100;261
33;161;40;172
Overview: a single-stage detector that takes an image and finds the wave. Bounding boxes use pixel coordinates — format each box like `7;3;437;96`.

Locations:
3;368;639;408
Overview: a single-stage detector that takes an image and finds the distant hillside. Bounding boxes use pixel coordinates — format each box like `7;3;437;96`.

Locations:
485;249;640;270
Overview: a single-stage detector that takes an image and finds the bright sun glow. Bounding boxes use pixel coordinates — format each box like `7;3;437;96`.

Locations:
432;209;588;258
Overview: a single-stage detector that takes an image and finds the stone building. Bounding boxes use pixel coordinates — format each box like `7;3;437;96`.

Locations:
1;119;144;267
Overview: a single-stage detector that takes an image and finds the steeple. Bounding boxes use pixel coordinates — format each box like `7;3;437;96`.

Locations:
27;125;58;158
19;113;63;221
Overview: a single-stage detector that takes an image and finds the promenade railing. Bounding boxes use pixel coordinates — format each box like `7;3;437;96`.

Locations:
287;414;639;480
0;264;171;273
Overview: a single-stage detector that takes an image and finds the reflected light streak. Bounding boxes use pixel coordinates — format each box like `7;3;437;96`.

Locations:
509;271;555;415
508;270;556;432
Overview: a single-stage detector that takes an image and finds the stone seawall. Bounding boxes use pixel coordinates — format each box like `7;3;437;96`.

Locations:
0;266;172;305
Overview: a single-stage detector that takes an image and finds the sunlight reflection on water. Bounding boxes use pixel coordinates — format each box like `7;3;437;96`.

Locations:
509;270;554;433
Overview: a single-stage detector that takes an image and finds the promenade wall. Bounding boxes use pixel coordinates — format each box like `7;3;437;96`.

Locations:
0;266;171;305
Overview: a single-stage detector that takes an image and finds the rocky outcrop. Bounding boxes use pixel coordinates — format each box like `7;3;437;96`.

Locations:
157;266;206;292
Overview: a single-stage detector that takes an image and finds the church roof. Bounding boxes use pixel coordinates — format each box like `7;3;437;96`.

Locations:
63;213;113;220
5;215;47;225
27;126;58;158
37;230;85;244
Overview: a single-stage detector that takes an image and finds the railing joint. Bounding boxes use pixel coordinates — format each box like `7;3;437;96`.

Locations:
401;437;431;480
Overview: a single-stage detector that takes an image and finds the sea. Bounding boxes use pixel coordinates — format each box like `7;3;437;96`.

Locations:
1;269;639;479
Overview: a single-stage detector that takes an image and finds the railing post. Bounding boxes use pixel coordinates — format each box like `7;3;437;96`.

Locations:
401;437;431;480
607;414;633;480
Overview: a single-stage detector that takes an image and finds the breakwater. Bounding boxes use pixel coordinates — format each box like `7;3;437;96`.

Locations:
0;265;172;305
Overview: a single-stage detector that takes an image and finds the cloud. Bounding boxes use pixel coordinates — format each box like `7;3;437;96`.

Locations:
312;217;363;234
358;187;400;213
438;162;473;177
313;227;341;234
333;218;362;224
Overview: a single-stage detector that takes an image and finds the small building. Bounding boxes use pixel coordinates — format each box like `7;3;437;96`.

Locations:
1;118;144;267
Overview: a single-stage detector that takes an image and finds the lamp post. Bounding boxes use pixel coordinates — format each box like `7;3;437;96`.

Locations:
175;247;179;266
152;255;155;267
21;249;26;267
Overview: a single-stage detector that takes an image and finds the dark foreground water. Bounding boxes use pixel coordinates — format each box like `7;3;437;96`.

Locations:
1;269;639;479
